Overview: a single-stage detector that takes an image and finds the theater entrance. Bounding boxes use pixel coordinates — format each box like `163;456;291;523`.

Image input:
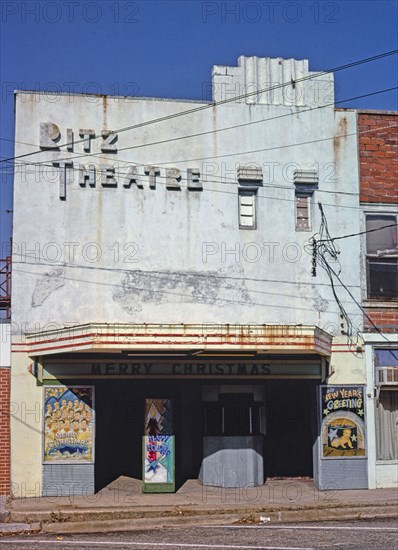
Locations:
91;378;318;491
41;355;322;495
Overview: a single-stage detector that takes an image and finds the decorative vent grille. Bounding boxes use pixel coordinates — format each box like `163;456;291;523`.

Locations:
237;166;263;183
293;169;319;185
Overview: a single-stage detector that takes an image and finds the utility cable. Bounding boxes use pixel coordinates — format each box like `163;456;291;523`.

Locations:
311;204;398;354
3;87;397;170
2;85;396;169
1;49;397;165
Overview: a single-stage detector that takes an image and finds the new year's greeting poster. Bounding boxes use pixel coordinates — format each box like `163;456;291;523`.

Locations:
320;385;366;459
43;386;94;463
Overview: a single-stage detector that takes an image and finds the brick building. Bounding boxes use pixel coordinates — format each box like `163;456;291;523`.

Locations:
0;323;11;496
358;110;398;488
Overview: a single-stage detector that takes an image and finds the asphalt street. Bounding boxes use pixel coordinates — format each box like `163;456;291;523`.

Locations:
0;518;397;549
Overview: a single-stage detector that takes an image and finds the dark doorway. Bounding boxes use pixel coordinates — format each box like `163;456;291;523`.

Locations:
93;380;203;492
263;380;318;477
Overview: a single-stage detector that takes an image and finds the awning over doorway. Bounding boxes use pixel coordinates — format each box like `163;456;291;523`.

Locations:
15;323;333;357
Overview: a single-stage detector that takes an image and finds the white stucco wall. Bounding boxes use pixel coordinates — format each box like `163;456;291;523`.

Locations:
12;59;361;335
10;353;43;497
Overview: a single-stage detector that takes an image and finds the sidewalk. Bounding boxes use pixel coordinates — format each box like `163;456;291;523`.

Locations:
1;477;397;534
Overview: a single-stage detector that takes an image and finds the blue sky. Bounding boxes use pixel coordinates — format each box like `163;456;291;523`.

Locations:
1;0;397;247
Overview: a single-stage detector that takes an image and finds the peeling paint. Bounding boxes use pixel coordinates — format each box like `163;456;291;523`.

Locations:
31;268;65;307
112;266;251;315
298;283;329;313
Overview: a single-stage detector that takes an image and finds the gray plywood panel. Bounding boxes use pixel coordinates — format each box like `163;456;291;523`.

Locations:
200;435;264;488
43;464;94;496
313;439;368;490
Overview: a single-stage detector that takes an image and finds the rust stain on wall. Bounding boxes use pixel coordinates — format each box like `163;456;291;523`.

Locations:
333;116;348;162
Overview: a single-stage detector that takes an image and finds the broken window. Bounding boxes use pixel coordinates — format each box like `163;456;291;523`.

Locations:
366;215;398;299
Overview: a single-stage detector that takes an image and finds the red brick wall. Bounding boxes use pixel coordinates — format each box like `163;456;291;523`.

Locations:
360;112;398;330
358;112;398;203
0;368;10;495
364;308;398;333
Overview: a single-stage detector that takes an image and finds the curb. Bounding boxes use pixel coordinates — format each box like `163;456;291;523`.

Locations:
0;522;40;535
7;500;398;525
2;504;397;535
42;507;398;535
41;513;244;534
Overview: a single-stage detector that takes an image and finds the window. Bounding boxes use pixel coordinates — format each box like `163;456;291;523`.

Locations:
293;168;317;232
296;194;311;231
366;215;398;299
239;189;257;229
374;348;398;460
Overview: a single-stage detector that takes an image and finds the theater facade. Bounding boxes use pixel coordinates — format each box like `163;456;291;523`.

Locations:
11;56;373;496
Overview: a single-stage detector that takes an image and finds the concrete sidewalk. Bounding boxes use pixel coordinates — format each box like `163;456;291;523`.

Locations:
1;477;397;534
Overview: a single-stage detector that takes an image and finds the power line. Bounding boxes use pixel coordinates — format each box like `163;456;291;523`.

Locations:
4;119;397;206
4;85;396;169
10;257;360;290
313;204;397;350
4;86;397;170
3;89;396;180
0;170;371;212
313;203;361;348
7;211;394;321
1;163;392;212
52;86;398;159
329;263;397;349
1;49;397;165
10;259;360;315
3;112;396;186
318;223;398;243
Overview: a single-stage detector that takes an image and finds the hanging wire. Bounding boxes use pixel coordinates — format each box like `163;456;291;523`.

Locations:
305;203;365;355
